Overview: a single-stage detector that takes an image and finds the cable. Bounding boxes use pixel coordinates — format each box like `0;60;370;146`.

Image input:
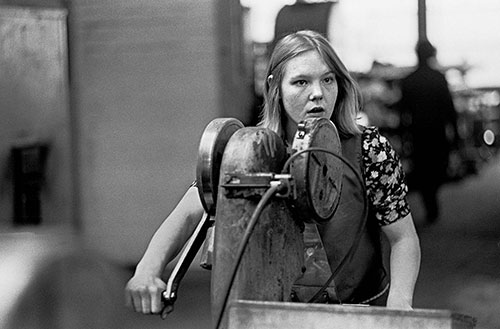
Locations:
214;183;281;329
280;147;368;304
215;146;368;327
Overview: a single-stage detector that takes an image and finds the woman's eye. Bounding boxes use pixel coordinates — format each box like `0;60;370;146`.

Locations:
324;76;336;84
294;80;307;86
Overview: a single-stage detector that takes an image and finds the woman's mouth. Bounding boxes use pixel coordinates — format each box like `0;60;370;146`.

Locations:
307;106;325;114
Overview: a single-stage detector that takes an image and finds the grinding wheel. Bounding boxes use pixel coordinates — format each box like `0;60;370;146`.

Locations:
196;118;244;215
289;117;343;224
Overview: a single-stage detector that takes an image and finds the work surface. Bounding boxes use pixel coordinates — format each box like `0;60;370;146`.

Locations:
228;300;476;329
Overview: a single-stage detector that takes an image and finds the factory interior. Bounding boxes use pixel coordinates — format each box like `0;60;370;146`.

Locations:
1;0;499;328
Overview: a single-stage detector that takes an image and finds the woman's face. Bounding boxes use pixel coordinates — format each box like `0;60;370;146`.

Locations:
280;50;338;127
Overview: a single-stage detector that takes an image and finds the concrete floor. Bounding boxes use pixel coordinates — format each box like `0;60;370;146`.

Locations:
118;154;500;329
410;154;500;329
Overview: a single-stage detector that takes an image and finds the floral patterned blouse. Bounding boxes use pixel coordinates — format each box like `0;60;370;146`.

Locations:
361;126;410;226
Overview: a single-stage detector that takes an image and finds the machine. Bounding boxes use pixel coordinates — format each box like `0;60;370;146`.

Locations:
159;117;475;329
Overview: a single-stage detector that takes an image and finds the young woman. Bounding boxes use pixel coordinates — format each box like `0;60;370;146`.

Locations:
125;30;420;316
259;30;420;308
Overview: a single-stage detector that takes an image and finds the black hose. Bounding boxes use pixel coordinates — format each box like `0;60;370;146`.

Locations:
214;184;281;329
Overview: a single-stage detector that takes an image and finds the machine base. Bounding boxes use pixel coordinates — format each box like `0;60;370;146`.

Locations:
228;300;476;329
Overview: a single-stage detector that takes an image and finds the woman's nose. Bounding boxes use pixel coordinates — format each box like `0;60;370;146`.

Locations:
309;82;323;101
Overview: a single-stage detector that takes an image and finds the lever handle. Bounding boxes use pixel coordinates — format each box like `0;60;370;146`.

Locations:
161;212;213;315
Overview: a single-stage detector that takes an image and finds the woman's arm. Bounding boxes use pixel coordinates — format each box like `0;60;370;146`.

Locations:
381;213;421;309
125;186;205;317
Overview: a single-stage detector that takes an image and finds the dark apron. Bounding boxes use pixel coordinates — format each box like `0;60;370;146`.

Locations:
292;132;389;305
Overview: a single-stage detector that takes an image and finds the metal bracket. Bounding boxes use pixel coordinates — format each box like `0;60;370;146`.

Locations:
297;121;307;139
220;173;296;199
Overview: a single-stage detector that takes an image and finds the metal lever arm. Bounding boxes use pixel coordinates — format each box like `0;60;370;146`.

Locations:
161;212;212;314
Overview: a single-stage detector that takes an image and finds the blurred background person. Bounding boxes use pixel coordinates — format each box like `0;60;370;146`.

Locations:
398;40;458;224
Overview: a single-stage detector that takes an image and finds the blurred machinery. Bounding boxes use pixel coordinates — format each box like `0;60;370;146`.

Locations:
11;143;49;225
450;88;500;176
354;63;500;184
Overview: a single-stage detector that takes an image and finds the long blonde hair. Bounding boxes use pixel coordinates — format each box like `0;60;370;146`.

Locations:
258;30;362;139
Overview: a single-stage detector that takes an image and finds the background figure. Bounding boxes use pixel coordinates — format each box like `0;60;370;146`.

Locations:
399;40;458;224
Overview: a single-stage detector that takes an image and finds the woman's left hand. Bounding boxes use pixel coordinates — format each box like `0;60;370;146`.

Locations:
386;290;413;310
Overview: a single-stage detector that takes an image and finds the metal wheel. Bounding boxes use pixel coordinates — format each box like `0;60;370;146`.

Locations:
196;118;244;214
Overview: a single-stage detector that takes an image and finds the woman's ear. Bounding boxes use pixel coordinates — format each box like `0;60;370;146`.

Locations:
267;74;274;87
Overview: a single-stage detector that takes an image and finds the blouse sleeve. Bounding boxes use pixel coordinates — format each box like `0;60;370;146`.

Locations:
362;126;411;226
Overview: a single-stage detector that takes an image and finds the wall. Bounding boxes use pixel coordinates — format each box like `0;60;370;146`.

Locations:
0;6;72;228
69;0;253;263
